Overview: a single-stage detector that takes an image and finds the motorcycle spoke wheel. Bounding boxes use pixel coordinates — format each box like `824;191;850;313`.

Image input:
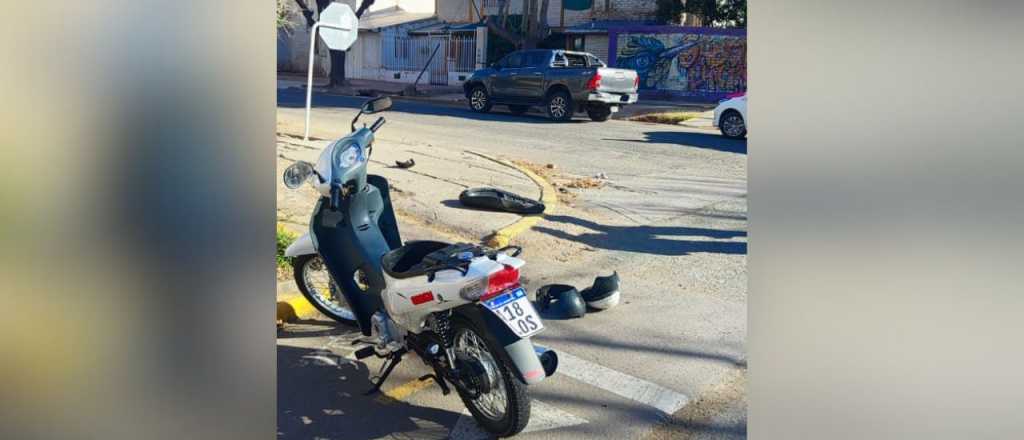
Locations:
455;329;508;420
298;256;356;323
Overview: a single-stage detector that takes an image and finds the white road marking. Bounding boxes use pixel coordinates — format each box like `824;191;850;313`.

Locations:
539;346;690;415
448;399;587;440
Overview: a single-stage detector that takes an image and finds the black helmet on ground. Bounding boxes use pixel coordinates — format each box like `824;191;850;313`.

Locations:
580;271;620;310
535;284;586;319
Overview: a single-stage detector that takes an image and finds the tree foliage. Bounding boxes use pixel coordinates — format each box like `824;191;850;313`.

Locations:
685;0;746;28
656;0;746;28
277;0;295;32
655;0;684;25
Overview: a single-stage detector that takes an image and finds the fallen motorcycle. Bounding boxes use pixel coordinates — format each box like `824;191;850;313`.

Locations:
282;96;557;436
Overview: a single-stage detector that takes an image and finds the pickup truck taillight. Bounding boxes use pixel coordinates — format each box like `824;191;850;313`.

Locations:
634;75;640;88
586;72;602;90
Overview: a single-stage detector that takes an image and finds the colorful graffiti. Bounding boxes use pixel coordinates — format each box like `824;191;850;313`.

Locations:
612;30;746;100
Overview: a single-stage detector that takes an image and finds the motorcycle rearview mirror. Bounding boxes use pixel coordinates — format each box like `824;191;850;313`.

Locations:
352;96;393;132
283;161;315;189
362;96;392;114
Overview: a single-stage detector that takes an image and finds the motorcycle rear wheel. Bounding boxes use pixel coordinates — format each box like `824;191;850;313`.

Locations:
451;315;530;436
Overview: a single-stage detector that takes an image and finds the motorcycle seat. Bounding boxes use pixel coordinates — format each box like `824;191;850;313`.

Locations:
381;240;451;279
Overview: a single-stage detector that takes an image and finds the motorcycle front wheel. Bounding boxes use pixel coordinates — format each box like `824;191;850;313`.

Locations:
451;315;530;436
292;254;357;325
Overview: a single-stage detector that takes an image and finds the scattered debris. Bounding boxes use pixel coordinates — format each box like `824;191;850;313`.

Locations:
565;177;605;189
395;158;416;169
545;163;556;169
594;172;608;180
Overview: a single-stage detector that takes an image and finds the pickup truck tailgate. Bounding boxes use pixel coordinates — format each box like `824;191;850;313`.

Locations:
597;68;638;94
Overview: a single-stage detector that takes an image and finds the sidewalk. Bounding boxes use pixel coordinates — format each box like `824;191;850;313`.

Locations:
278;73;464;103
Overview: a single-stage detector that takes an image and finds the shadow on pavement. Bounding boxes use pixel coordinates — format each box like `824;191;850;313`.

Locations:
538;325;746;368
440;199;486;212
279;87;593;125
276;318;361;339
277;343;460;440
536;214;746;256
604;131;746;155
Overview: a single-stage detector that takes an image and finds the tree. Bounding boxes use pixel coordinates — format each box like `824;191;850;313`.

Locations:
482;0;551;50
684;0;746;28
655;0;684;25
292;0;375;88
656;0;746;28
277;0;296;33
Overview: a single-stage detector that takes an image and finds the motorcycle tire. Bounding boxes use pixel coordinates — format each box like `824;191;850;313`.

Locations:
451;315;530;437
292;254;358;326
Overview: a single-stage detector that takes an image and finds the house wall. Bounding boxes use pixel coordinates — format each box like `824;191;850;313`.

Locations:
437;0;473;22
278;1;438;74
608;26;746;101
346;31;383;79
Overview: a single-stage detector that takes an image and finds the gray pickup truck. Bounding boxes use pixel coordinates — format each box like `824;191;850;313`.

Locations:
463;49;639;122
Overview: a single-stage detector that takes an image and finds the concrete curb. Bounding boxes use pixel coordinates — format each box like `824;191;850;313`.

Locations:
464;151;559;248
277;281;318;323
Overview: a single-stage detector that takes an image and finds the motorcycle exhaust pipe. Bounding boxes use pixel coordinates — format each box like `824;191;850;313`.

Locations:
535;347;558;377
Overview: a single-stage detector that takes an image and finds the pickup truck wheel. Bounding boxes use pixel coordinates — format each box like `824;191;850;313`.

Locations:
545;90;573;122
586;105;612;122
469;86;492;113
508;105;529;116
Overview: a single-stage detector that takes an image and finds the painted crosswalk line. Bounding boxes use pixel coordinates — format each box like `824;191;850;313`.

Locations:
537;346;690;415
448;399;588;440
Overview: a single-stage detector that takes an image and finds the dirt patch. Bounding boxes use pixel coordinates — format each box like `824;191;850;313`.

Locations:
643;367;747;440
630;111;705;125
511;159;608;205
563;177;605;189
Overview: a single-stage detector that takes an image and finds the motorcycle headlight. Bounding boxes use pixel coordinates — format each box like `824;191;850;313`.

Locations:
334;141;365;169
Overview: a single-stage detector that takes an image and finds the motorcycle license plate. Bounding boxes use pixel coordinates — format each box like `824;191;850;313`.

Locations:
483;288;544;338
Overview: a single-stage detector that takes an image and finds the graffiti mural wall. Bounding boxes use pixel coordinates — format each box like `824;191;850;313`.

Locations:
609;27;746;101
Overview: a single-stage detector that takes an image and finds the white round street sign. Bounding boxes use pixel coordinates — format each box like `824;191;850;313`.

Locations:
319;3;358;51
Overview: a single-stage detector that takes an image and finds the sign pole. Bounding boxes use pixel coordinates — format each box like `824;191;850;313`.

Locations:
305;22;354;141
305;22;321;141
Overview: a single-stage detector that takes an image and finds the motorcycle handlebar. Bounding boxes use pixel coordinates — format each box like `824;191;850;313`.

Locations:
370;116;386;132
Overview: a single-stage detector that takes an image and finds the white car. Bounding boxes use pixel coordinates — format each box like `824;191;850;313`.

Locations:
713;94;747;139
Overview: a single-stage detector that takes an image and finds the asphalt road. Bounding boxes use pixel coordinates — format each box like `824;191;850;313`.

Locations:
277;87;747;440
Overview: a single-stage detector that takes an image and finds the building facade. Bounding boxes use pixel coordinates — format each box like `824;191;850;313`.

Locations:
278;0;745;100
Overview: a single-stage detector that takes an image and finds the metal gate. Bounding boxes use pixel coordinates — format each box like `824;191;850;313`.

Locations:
381;33;477;87
428;36;448;86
